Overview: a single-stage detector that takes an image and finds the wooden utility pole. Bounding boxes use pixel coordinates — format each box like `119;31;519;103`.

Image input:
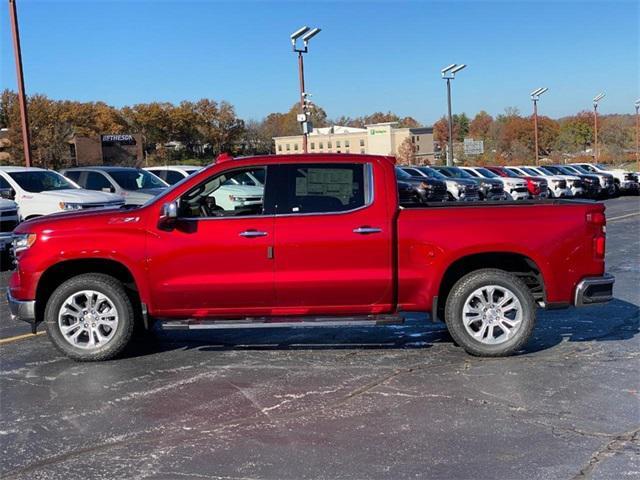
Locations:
8;0;32;167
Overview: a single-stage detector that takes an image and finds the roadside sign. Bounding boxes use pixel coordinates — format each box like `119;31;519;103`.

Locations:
464;138;484;155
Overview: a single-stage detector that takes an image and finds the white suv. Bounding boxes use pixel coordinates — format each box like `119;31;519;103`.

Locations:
0;167;124;220
570;163;639;195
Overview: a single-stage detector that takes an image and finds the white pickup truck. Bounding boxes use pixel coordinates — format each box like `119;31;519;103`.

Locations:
570;163;639;195
0;167;125;220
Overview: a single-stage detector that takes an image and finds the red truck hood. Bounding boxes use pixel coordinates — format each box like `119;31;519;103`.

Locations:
15;206;144;234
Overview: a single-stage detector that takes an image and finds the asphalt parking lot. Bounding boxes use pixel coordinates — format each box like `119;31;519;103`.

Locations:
0;196;638;480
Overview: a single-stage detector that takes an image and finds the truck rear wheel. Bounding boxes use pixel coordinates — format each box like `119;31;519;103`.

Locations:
444;269;536;357
44;273;135;361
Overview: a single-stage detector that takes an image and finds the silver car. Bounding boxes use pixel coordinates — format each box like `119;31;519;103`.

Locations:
62;167;169;205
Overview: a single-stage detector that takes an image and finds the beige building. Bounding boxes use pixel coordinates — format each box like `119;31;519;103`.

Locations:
274;122;434;161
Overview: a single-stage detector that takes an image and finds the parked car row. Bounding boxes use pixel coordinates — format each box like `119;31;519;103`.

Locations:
396;162;638;205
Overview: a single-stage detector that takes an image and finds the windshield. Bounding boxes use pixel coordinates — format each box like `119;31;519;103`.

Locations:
555;166;575;175
571;165;592;174
415;167;446;179
475;168;498;178
595;164;609;170
537;166;555;175
436;167;472;179
522;167;541;176
395;168;413;180
109;169;168;191
8;170;77;193
504;168;523;177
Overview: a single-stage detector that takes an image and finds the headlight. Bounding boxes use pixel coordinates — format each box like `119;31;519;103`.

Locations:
59;202;83;211
419;182;433;190
12;233;37;253
457;184;464;193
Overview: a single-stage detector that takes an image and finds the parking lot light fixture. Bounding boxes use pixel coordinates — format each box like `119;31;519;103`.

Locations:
593;93;605;161
530;87;548;166
635;99;640;172
441;64;466;166
291;26;321;153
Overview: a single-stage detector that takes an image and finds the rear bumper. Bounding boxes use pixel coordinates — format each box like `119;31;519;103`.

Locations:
574;273;615;307
6;288;36;324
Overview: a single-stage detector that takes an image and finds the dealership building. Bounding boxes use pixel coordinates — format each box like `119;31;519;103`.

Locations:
69;134;144;166
274;122;434;161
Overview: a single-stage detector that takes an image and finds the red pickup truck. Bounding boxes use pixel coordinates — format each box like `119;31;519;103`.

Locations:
7;154;614;361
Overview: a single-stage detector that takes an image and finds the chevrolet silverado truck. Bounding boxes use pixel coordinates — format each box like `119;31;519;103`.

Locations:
7;154;614;361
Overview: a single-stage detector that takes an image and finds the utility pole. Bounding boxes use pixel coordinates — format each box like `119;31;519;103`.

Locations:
8;0;32;167
530;88;548;166
593;93;605;162
291;26;321;153
635;99;639;173
441;64;466;166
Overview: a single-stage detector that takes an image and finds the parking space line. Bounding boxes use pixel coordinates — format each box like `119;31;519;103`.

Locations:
0;331;45;345
608;212;640;222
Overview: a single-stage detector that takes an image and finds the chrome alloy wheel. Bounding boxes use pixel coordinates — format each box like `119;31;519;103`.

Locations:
58;290;119;349
462;285;523;345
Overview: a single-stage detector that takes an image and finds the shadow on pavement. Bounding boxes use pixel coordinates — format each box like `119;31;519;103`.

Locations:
123;299;639;359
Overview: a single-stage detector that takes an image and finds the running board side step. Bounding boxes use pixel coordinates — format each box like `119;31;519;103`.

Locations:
159;315;404;330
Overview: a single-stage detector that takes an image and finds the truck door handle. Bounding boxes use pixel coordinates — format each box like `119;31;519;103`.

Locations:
239;230;268;238
353;226;382;235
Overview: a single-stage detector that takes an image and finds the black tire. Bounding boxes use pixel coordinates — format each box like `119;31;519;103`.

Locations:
44;273;135;361
444;268;536;357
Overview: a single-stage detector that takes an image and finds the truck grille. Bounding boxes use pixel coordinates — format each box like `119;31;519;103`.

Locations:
490;185;504;193
0;209;19;233
572;179;584;189
605;177;614;186
555;180;567;189
514;186;528;193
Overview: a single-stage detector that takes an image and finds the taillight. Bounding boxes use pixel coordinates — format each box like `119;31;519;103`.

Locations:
594;236;605;258
587;211;606;258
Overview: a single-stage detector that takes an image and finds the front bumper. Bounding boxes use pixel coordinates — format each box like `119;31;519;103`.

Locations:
6;288;36;324
574;274;615;307
619;181;639;192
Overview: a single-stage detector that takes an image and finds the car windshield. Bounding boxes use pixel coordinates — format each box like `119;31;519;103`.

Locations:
475;168;498;178
500;168;519;178
463;169;480;177
183;168;200;175
395;168;413;180
522;168;540;176
109;169;167;190
595;164;609;170
555;166;575;175
571;165;592;174
8;170;77;193
437;167;472;179
415;167;446;179
537;167;555;175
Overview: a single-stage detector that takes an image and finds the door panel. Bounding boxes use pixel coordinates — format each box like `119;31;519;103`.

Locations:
273;163;393;315
147;217;275;317
146;165;275;318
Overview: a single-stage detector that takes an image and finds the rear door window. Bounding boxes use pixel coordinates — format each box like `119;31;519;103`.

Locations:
165;170;185;185
276;163;368;214
86;172;114;191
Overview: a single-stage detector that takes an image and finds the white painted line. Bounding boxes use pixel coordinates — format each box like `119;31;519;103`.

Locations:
608;212;640;222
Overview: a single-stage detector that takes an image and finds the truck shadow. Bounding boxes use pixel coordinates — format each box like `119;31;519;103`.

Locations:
129;298;639;358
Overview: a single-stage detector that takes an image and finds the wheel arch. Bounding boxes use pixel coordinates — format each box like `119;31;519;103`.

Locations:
435;251;546;321
35;258;144;325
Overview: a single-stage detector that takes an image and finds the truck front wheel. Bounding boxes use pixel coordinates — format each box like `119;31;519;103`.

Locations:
44;273;135;361
444;269;536;357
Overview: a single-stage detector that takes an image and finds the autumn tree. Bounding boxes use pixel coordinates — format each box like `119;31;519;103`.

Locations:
396;137;416;165
469;111;493;140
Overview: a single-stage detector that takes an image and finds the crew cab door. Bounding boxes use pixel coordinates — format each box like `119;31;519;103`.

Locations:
146;165;276;317
272;162;394;315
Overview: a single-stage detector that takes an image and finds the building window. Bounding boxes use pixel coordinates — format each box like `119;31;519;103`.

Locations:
336;141;341;148
359;139;365;147
411;136;415;143
278;144;282;152
286;144;290;151
294;143;298;151
416;135;420;142
328;141;332;149
345;140;350;147
416;145;420;151
311;142;315;150
360;148;365;154
319;142;324;149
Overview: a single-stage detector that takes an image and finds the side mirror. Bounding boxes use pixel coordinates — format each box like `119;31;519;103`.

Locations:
158;201;178;228
0;188;15;200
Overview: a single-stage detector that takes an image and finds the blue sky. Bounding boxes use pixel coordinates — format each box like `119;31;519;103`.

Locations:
1;0;638;124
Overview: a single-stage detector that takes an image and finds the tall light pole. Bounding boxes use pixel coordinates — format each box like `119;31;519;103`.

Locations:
291;26;321;153
8;0;32;167
593;93;605;162
635;99;639;173
530;87;548;166
441;64;466;166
